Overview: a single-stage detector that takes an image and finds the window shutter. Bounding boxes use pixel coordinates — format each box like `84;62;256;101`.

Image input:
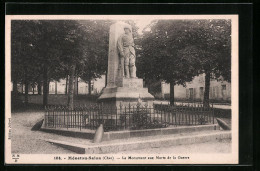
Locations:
186;89;189;99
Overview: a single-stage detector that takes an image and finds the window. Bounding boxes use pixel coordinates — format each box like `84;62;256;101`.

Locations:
189;88;194;100
221;85;227;98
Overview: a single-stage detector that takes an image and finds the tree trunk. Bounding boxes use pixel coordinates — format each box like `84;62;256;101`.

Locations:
47;80;50;95
43;65;48;107
65;75;68;95
76;76;79;95
32;83;35;95
37;81;42;95
88;78;92;95
55;81;57;94
170;81;175;106
67;64;76;109
24;82;29;104
24;69;29;105
74;75;78;95
13;79;18;95
203;71;210;107
105;70;107;87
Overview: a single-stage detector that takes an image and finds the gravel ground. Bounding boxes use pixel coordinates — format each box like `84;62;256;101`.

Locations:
11;111;77;154
115;139;231;154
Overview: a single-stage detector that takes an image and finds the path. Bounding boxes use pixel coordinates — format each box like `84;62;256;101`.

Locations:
11;111;77;154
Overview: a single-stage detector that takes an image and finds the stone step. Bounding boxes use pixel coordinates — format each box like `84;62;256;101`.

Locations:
44;130;231;154
41;124;220;141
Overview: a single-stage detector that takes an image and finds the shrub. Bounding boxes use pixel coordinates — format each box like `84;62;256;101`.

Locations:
131;109;169;130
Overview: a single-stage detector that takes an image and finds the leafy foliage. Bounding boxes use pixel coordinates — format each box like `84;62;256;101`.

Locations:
78;20;112;83
11;20;115;106
137;20;231;105
119;110;168;130
138;20;199;86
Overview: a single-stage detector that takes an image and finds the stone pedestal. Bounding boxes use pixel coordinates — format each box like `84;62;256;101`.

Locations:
98;22;154;109
98;78;154;108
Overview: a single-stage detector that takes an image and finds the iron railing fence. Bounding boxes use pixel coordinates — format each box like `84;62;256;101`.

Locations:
44;103;215;131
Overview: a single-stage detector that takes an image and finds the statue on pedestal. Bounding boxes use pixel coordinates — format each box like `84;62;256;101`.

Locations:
117;25;137;78
98;22;154;108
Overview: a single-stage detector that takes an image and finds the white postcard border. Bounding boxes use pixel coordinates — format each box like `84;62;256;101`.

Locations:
5;15;239;164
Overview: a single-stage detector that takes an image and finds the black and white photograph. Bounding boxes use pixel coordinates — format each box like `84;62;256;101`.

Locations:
5;15;238;164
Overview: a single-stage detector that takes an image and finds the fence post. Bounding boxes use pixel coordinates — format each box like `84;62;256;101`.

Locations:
160;103;162;125
71;106;74;128
124;105;127;130
133;105;136;128
90;105;93;129
119;102;122;129
191;103;193;125
76;107;79;129
128;103;130;129
179;104;181;125
151;103;153;124
168;104;171;125
101;104;104;129
212;103;214;124
53;107;55;128
186;103;189;125
66;106;68;129
76;107;78;128
79;106;82;131
58;106;60;128
174;106;177;126
71;107;76;128
165;104;168;125
110;105;113;130
44;106;47;128
145;103;149;126
206;104;209;123
85;105;88;129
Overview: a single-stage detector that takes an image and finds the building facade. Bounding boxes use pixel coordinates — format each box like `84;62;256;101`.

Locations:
15;75;106;95
14;74;230;102
161;74;231;102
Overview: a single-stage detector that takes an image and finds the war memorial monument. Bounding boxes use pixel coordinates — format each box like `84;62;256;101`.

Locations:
98;22;154;108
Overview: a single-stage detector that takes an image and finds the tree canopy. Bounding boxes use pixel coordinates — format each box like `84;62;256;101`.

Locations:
138;19;231;105
11;20;114;106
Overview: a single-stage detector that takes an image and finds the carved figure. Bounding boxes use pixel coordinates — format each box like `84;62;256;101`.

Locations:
117;25;137;78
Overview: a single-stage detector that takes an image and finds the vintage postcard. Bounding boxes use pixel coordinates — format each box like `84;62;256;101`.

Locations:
5;15;238;164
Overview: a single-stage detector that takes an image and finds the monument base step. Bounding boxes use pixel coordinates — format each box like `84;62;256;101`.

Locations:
44;130;231;154
40;124;220;141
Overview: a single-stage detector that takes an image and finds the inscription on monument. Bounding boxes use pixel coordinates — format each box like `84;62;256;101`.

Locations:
115;78;143;89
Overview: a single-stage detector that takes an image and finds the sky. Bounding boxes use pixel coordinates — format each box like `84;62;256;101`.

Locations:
135;19;153;34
